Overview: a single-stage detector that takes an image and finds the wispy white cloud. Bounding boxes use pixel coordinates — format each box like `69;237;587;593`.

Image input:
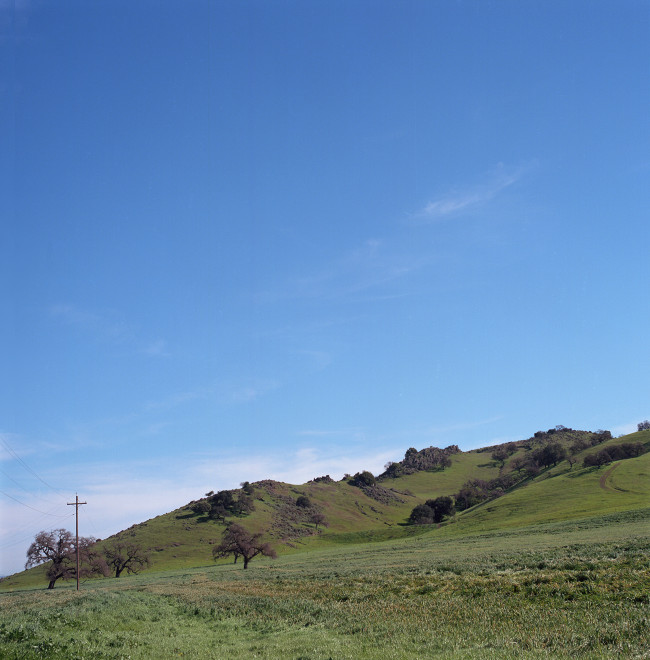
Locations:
611;419;644;437
50;303;170;358
228;383;274;404
189;445;398;491
143;387;210;412
142;378;281;412
423;415;505;436
411;163;529;224
50;303;131;343
214;379;280;405
143;339;170;357
296;427;365;439
140;422;171;437
259;238;427;303
291;349;332;370
270;447;397;485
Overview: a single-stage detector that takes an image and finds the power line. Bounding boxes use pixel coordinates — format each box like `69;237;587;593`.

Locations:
0;437;67;500
83;510;103;538
0;507;74;543
0;532;47;552
0;467;33;494
0;514;75;552
0;468;64;500
0;467;73;512
0;489;71;517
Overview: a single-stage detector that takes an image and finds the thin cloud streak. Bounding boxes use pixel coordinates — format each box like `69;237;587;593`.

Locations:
411;163;530;224
291;349;332;370
50;303;131;343
255;165;531;307
50;303;174;360
143;339;170;357
296;427;365;438
424;415;505;436
258;238;428;303
611;420;643;437
142;378;280;411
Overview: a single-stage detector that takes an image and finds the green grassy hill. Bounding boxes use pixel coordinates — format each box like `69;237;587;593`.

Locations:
3;428;649;592
2;506;649;658
441;449;650;537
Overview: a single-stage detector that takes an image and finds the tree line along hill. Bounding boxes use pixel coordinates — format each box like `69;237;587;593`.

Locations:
3;424;650;590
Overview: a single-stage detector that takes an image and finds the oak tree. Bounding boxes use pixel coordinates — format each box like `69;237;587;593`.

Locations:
104;540;151;577
212;523;276;569
25;529;100;589
309;511;328;530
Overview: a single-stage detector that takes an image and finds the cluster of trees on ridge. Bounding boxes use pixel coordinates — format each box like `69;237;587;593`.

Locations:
340;445;460;504
190;481;256;521
583;442;645;467
339;429;648;524
189;483;328;531
381;445;460;479
407;426;648;525
489;428;624;475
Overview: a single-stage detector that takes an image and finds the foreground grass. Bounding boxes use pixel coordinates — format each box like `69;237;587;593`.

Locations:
2;509;649;659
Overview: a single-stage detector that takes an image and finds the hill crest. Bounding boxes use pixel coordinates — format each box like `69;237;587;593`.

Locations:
3;426;649;590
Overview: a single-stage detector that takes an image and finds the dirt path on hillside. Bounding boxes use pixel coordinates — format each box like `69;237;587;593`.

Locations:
599;463;619;491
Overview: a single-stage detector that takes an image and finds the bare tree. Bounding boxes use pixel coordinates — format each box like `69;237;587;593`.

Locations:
104;540;151;578
25;529;100;589
212;523;276;569
637;420;650;431
309;511;328;530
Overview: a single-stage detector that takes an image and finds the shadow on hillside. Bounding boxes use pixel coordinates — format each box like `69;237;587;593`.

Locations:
565;465;611;479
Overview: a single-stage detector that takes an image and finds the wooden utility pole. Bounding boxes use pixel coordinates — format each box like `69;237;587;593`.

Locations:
67;494;87;591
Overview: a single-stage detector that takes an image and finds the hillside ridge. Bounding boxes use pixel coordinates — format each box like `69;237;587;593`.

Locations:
3;426;649;590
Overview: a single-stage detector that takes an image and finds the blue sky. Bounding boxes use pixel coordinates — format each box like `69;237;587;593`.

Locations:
1;0;648;576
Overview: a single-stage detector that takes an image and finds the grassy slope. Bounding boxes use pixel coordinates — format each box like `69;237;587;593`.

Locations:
440;451;650;537
3;430;649;591
1;510;648;659
384;449;501;499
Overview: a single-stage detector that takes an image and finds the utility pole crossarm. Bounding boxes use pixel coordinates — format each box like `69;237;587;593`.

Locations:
67;494;87;591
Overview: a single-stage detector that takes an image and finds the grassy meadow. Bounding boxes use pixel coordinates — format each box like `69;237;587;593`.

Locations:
2;508;649;659
2;431;649;657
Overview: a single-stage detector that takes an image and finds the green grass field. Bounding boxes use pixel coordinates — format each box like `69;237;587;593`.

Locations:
1;509;649;659
2;431;649;657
